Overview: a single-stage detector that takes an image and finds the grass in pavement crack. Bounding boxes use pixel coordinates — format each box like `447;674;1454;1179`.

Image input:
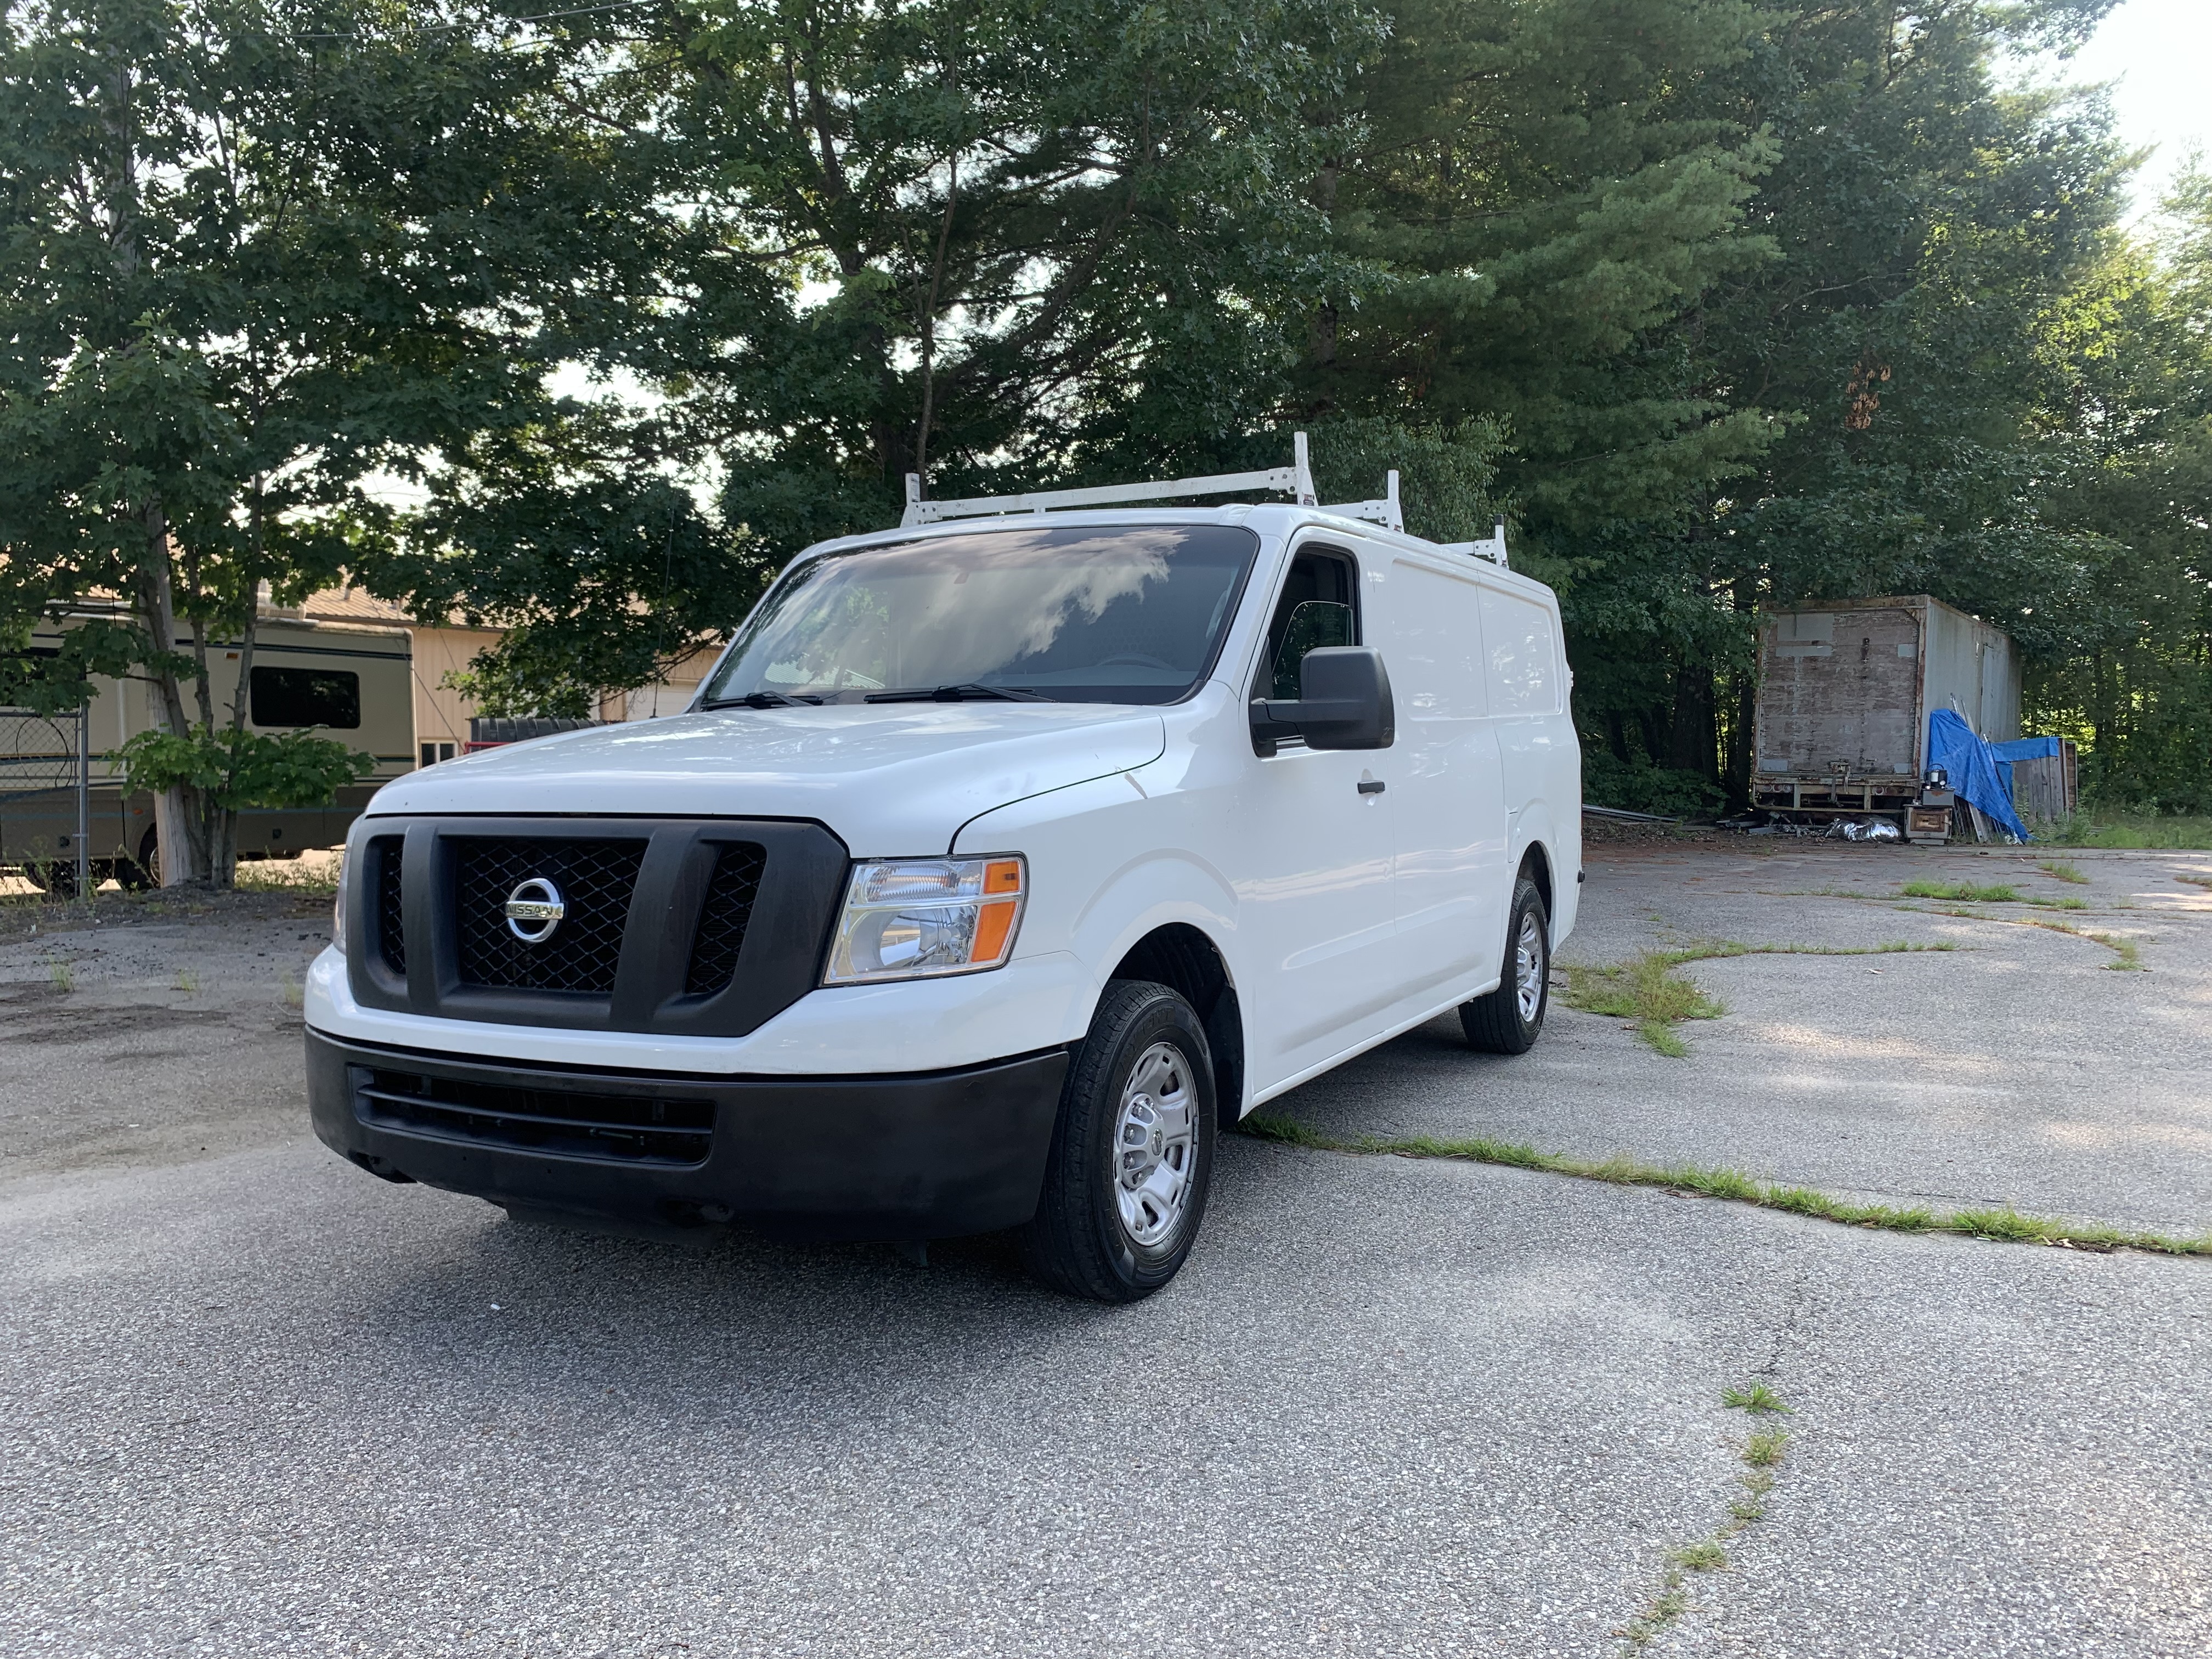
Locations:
1240;1116;2212;1257
2038;860;2090;885
1720;1383;1791;1415
1560;939;1957;1058
1621;1389;1797;1649
1902;904;2145;968
1900;879;2087;910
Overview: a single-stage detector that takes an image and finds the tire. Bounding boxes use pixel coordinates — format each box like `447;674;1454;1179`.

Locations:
1461;877;1550;1054
1020;980;1217;1302
19;860;76;898
117;828;159;891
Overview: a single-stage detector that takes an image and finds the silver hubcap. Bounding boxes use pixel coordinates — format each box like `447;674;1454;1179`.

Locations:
1515;911;1545;1023
1113;1042;1195;1248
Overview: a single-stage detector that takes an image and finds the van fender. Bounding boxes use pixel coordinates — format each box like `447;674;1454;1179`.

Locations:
952;771;1245;1031
1505;805;1571;945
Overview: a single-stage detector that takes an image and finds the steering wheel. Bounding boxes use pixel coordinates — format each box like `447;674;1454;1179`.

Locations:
1098;653;1176;670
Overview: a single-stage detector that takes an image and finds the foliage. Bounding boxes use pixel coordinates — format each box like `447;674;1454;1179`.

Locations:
2042;806;2212;849
114;724;374;811
0;0;636;879
5;0;2205;816
1582;751;1729;818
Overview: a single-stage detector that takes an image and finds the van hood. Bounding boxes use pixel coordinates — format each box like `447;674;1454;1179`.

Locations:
367;702;1167;854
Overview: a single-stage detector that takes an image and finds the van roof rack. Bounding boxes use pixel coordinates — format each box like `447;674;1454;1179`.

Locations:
902;431;1404;533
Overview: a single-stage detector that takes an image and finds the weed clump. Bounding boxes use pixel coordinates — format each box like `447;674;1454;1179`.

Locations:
1900;880;2023;902
1722;1383;1792;1415
1744;1429;1791;1469
2039;860;2090;884
1560;953;1723;1057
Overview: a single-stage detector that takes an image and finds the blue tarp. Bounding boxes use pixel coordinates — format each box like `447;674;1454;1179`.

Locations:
1928;708;2030;842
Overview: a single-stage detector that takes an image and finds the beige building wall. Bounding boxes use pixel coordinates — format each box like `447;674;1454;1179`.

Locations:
603;644;723;723
301;587;722;755
409;625;505;753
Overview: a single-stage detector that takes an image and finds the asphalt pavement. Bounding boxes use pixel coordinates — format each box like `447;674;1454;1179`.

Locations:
1;849;2206;1657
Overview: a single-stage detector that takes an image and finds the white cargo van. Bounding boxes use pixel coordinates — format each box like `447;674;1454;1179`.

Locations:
306;442;1581;1300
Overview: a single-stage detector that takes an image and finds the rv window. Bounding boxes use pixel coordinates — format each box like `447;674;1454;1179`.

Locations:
252;666;361;729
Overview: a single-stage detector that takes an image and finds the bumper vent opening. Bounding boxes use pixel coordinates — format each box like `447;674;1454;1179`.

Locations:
685;841;768;995
454;837;646;994
352;1065;713;1166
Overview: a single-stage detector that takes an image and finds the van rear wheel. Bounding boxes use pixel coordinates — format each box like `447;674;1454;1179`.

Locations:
1461;878;1550;1054
1020;979;1216;1303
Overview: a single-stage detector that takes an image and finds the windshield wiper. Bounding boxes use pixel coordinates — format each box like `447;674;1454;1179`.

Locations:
703;691;820;709
864;684;1053;703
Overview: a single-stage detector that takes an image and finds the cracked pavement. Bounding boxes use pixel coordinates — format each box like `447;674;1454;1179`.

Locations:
1;848;2207;1657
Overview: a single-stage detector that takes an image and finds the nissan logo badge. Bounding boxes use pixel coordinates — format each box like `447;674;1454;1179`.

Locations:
504;877;566;944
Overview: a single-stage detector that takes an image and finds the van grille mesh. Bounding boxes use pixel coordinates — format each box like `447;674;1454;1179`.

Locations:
685;842;768;995
370;837;407;976
454;837;646;994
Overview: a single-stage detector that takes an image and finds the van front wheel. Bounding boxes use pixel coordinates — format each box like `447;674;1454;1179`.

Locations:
1020;980;1217;1303
1461;878;1550;1054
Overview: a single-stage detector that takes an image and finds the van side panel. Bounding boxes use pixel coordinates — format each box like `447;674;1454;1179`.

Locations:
1477;583;1581;944
1386;556;1511;997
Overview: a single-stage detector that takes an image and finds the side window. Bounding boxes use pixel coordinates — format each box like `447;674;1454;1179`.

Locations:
251;665;361;729
1254;546;1359;701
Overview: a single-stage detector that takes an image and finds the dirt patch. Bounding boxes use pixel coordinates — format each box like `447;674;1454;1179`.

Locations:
1582;814;1728;847
0;1003;238;1045
0;885;327;945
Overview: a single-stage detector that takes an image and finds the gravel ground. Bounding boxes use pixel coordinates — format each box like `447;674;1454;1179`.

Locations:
1;844;2206;1658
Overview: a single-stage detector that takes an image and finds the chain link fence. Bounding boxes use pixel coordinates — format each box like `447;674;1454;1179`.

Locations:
1;706;92;891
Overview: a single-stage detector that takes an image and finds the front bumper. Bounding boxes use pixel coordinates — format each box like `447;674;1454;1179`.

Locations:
306;1029;1068;1241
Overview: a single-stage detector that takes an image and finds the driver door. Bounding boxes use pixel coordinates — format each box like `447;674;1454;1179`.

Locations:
1232;541;1403;1092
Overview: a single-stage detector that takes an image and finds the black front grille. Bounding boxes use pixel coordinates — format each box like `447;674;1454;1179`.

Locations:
352;1065;713;1165
685;842;767;994
370;836;406;975
454;837;647;994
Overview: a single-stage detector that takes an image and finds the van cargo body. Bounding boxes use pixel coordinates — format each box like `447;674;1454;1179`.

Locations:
1752;594;2019;833
306;467;1582;1300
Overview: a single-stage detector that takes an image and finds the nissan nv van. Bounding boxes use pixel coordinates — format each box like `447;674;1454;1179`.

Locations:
305;441;1582;1301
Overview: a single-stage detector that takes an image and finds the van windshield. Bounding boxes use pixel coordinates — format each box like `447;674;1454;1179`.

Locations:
701;524;1260;707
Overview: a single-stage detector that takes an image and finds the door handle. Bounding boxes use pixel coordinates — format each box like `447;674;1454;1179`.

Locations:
1357;779;1385;795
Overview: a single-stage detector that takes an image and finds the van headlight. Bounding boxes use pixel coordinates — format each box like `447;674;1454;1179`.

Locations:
823;855;1026;984
331;849;349;957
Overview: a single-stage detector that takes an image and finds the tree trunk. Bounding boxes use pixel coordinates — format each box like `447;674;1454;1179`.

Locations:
132;504;212;887
1666;663;1717;781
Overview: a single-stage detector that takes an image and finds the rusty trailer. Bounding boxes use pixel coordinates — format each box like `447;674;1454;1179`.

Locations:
1754;595;2021;840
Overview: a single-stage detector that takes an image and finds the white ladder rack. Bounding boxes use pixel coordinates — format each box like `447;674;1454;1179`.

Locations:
902;432;1404;533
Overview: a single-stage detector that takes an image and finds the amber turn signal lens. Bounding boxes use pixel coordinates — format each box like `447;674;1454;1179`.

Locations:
984;859;1023;895
971;899;1019;964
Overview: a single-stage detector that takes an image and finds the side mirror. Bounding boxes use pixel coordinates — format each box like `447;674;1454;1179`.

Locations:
1251;646;1395;755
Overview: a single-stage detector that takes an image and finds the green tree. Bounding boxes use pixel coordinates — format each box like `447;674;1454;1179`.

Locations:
2028;173;2212;810
0;0;631;882
1556;0;2133;806
381;0;1386;711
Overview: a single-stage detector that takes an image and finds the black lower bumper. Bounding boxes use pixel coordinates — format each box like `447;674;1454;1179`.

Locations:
305;1029;1068;1241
